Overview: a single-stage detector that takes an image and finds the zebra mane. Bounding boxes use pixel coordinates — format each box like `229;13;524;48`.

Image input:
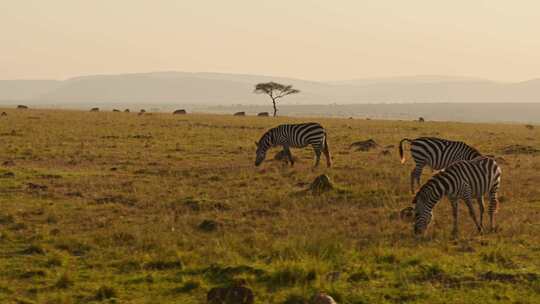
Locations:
257;129;275;150
470;146;482;158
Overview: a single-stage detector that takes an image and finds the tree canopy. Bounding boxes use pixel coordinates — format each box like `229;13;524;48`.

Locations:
254;82;300;117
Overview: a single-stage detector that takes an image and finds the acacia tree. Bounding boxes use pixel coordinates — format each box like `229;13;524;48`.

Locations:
254;82;300;117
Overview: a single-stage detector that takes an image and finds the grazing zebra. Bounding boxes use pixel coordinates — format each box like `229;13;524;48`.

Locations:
413;156;502;236
399;137;482;193
255;122;331;167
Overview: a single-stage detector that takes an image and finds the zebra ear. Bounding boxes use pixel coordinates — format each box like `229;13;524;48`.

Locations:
254;141;259;147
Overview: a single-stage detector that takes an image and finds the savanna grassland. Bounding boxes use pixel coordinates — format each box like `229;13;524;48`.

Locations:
1;109;540;304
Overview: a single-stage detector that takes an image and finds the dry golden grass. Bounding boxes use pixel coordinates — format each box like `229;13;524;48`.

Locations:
0;108;539;303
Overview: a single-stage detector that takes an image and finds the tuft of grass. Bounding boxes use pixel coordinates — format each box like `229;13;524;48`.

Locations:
44;256;63;268
12;298;35;304
203;264;265;285
262;266;317;289
94;285;118;301
376;253;399;264
9;222;28;231
144;259;183;271
348;270;370;282
19;270;46;279
0;214;15;224
480;248;517;269
54;273;74;289
283;293;309;304
170;280;200;294
113;259;141;273
54;239;91;256
20;244;45;255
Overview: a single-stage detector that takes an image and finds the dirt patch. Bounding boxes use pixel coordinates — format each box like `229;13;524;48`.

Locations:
0;130;21;137
27;183;48;191
479;271;539;283
415;264;464;286
20;245;46;255
350;139;379;151
129;134;153;139
144;259;183;271
94;195;137;206
176;197;230;212
242;209;280;218
207;285;254;304
66;191;83;198
2;160;15;166
198;219;220;232
0;172;15;178
37;174;62;179
309;174;334;195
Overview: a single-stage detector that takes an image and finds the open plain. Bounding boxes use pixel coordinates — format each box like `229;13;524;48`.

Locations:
0;109;539;303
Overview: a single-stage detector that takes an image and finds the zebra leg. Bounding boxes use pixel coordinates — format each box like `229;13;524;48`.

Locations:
323;140;332;168
465;198;482;233
488;190;499;232
450;198;459;238
411;164;424;194
284;146;294;166
476;197;485;231
313;145;322;167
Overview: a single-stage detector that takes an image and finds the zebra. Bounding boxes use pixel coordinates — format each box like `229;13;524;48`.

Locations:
399;137;482;193
413;156;502;236
255;122;331;167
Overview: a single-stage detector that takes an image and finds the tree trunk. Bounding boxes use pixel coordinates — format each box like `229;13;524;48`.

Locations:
272;98;277;117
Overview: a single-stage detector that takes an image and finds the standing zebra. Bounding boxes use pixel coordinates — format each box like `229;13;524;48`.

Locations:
255;122;331;167
399;137;482;193
413;156;502;236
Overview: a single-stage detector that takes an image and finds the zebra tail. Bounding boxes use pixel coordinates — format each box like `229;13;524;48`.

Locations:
324;135;331;157
399;138;412;164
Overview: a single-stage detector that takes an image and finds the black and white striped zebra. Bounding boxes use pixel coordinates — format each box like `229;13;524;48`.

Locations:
413;156;502;236
399;137;482;193
255;122;331;167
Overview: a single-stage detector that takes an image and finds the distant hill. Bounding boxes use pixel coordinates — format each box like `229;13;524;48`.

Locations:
328;75;494;85
1;72;540;105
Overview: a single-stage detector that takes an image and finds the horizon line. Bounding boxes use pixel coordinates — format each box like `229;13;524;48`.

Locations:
2;70;539;84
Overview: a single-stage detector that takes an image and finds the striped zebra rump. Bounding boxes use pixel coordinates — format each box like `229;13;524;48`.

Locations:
400;137;482;193
281;123;326;148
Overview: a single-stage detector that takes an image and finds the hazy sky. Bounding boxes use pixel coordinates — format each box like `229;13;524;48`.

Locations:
2;1;540;81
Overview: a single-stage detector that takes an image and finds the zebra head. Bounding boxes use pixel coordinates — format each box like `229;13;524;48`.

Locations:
412;183;438;235
254;132;273;166
414;202;433;235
